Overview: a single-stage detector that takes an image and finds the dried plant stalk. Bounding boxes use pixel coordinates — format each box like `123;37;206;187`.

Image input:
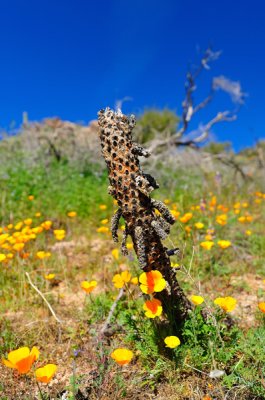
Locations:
98;108;191;326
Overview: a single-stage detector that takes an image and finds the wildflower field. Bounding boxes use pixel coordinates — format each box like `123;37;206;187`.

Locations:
0;121;264;400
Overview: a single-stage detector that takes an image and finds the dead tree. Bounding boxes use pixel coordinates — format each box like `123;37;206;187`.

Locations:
98;108;192;329
147;47;246;153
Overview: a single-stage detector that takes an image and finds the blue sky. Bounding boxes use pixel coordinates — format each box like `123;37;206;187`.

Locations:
0;0;264;150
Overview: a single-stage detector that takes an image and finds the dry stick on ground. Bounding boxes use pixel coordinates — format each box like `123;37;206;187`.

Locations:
100;288;124;337
97;108;192;329
25;272;62;324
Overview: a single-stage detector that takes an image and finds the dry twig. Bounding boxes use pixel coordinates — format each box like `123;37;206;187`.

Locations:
25;272;62;324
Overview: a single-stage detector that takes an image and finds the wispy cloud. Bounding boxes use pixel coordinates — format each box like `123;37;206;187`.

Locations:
212;76;247;104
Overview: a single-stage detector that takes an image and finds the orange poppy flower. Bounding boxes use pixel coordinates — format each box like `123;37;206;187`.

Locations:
110;348;133;365
258;302;265;313
112;271;132;288
143;298;162;318
67;211;77;218
35;364;57;383
214;296;237;312
2;346;39;374
81;280;97;294
139;270;166;294
179;212;193;223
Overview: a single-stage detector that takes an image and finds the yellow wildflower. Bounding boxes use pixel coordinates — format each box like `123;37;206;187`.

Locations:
67;211;77;218
110;348;133;365
200;241;214;250
164;336;180;349
41;221;52;230
13;243;25;252
216;214;227;226
31;226;43;234
97;226;109;233
217;240;231;249
130;277;138;285
1;243;11;250
0;234;9;244
53;229;66;241
44;274;55;280
194;222;204;229
81;280;97;294
112;271;132;288
35;364;57;384
111;248;119;260
190;295;204;305
15;222;23;230
170;209;180;219
36;251;51;259
0;254;7;262
214;296;237;312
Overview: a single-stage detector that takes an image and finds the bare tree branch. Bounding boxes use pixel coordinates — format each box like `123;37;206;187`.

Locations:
147;110;237;153
192;111;237;143
211;153;251;181
176;47;222;139
147;46;244;153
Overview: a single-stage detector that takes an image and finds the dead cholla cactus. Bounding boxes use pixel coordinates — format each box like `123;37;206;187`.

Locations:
98;108;191;325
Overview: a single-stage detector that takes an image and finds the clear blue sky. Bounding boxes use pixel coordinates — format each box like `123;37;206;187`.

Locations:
0;0;264;150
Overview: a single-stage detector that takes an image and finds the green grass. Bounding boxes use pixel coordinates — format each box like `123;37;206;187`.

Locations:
0;161;110;223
